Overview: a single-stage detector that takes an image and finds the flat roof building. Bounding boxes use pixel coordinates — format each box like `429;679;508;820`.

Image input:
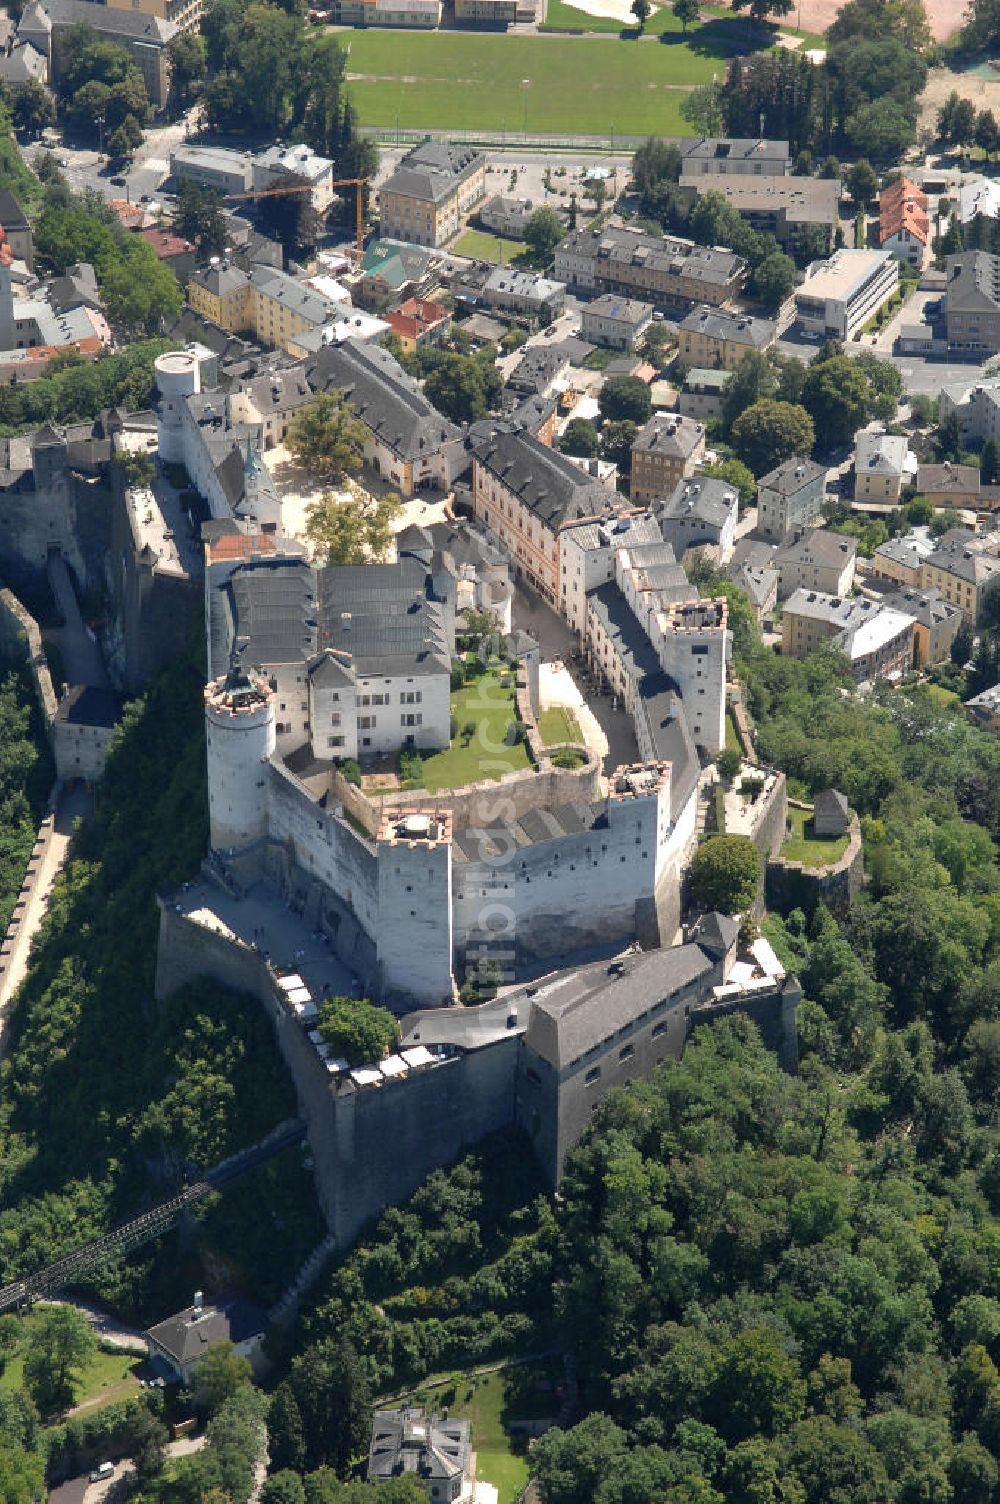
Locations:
795;248;898;340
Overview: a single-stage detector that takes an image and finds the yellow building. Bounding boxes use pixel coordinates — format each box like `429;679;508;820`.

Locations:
854;431;907;504
677;306;775;372
379;141;486;249
187;264;251;332
920;533;1000;624
187;264;339;356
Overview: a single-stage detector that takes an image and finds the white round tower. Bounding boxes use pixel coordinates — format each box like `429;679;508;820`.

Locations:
155;349;200;466
205;668;276;854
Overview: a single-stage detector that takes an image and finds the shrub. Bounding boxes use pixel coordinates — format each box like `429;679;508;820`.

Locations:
340;759;362;787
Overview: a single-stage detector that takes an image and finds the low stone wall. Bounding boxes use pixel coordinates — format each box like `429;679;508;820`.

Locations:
333;745;601;837
766;805;864;919
0;588;57;735
727;683;756;761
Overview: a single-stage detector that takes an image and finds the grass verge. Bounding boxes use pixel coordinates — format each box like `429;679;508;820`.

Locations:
780;804;849;868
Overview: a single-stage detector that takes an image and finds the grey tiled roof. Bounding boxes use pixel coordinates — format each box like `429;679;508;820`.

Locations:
369;1408;471;1485
471;424;616;530
306;339;460;462
524;943;714;1070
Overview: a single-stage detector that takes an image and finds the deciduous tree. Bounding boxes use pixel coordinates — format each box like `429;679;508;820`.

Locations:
287;391;367;482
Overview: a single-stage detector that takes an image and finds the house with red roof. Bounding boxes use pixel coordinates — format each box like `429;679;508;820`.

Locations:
383;296;450;355
879;177;929;273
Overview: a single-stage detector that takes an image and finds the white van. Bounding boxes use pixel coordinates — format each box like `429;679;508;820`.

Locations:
89;1462;114;1482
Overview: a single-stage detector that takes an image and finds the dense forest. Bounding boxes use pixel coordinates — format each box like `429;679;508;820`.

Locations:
0;640;322;1321
0;655;54;935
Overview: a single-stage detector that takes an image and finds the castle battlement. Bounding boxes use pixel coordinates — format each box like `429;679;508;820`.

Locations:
377;809;453;849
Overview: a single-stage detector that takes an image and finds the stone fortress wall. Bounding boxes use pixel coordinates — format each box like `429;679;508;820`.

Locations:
155;896;797;1250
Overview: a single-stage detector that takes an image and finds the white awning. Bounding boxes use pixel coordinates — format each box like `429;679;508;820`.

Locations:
380;1054;408;1078
278;973;305;992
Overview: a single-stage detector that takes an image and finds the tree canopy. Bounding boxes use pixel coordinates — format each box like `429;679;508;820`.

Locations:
689;834;762;915
318;997;400;1066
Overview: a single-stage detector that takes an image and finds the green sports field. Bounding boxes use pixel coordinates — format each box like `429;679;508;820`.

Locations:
343;30;725;136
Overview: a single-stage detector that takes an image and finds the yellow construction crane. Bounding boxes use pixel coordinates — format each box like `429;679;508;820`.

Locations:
222;176;369;262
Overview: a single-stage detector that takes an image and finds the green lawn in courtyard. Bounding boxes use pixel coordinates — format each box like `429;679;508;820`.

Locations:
344;30;724;135
725;709;742;756
538;705;583;745
449;1372;530;1504
418;667;531;792
453;229;529;264
780;804;850;869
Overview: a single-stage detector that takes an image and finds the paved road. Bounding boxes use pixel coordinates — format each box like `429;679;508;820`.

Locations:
47;557;110;690
0;783;92;1024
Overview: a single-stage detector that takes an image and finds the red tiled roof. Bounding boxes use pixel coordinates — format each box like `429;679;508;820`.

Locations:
207;533;279;564
141;227;195;260
879;177;929;247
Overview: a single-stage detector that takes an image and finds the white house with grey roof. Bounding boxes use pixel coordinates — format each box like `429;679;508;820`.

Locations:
369;1409;471;1503
854;430;909;503
774;528;856;600
756;456;826;543
481;265;565;319
581;294;654;351
657;476;738;562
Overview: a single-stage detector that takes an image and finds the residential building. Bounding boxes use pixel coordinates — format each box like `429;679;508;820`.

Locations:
383;298;450;355
920;528;1000;623
657;476;738;562
681;175;840;257
728;537;778;624
0;191;33;271
146;1297;266;1385
505;342;572;400
0;38;48;87
481;266;566;319
794;249;899;340
938;374;1000;444
478;195;552;239
678;304;775;371
355;240;436;310
0;236;111;377
966;682;1000;734
678;368;727;421
756;457;826;543
782;590;914;682
879;177;929;271
470;423;620;604
18;0;176;107
249;268;341;355
170;145;253;197
307;339;465;498
187;263;252;332
558;510;671;635
870;536;930;588
630;415;706;503
957;175;1000;227
252;143;336;214
854;431;908;504
369;1409;471;1502
581;295;654;352
879;585;962;665
774;528;856;600
105;0;199;28
378;142;486;249
554;225;745;310
944;251;1000;355
141;227;197;284
916;462;981;508
679;137;790;178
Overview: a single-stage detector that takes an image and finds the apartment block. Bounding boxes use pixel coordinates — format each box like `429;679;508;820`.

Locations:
678;304;775;371
630;415;706;504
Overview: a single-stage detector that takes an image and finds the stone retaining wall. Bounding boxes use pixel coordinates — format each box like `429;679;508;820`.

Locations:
766;802;864;918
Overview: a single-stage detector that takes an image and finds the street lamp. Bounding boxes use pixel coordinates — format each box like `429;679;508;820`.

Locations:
95;114;104;159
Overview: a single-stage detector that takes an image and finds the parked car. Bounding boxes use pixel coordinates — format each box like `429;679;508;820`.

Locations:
89;1462;114;1482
